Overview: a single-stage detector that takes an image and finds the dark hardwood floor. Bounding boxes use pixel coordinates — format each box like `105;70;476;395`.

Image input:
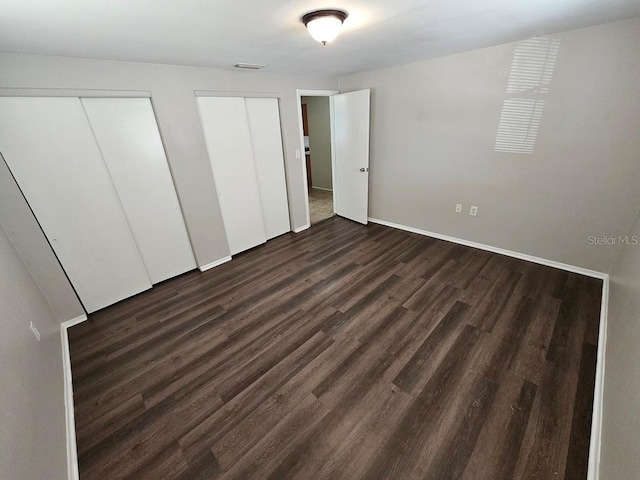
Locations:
68;217;602;479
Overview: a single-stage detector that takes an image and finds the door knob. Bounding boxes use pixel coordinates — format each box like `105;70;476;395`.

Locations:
359;167;369;172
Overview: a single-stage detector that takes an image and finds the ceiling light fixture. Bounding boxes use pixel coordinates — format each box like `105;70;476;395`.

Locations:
302;9;348;45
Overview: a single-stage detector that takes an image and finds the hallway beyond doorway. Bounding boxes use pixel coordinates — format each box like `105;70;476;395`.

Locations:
309;188;334;225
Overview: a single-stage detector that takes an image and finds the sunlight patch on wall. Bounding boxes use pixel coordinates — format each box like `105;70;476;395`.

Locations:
495;37;560;155
494;99;546;154
507;37;561;95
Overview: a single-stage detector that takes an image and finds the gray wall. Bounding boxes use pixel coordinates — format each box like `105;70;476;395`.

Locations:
339;17;640;273
0;223;68;480
0;52;337;271
0;154;85;321
302;96;333;190
600;206;640;479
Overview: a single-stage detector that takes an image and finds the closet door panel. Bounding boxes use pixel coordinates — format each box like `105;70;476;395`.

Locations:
245;98;291;239
82;98;196;284
0;97;151;312
197;96;266;255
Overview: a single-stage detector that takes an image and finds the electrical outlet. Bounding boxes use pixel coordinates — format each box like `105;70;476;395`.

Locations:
295;149;301;159
455;204;462;213
29;321;41;341
469;205;478;217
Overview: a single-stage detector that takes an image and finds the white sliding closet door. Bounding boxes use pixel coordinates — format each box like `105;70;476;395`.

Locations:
197;97;267;255
245;98;290;240
81;98;196;284
0;97;151;312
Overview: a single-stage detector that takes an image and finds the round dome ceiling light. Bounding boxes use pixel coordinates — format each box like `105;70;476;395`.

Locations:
301;9;349;45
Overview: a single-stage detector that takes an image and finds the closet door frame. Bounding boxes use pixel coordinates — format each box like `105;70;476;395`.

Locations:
197;96;268;255
0;88;197;309
195;91;292;246
294;89;339;230
0;89;193;250
0;88;152;98
0;96;153;313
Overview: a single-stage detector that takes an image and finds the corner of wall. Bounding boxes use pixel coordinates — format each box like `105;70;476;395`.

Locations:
60;314;87;480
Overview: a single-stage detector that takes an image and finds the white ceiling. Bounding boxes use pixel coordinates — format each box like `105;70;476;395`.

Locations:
1;0;639;77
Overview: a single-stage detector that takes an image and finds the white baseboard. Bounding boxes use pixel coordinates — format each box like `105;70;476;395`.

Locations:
367;217;607;279
311;186;333;192
294;224;310;233
61;314;86;480
56;219;608;480
588;277;609;480
368;216;609;477
61;314;89;330
198;256;232;272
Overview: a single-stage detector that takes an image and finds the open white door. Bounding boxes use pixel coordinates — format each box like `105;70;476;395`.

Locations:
332;89;370;225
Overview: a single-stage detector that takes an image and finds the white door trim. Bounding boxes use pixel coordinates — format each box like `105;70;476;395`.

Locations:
0;88;151;98
194;90;281;99
296;89;339;230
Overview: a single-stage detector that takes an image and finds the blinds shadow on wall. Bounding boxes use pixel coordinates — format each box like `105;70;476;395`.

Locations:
495;37;561;154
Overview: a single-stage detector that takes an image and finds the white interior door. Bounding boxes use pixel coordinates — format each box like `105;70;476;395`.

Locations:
0;97;151;312
197;96;267;255
332;89;371;225
245;98;291;240
81;98;196;284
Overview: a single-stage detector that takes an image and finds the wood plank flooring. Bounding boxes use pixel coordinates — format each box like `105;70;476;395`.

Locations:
68;217;602;479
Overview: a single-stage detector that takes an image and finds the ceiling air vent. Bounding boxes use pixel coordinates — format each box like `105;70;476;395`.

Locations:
234;63;266;70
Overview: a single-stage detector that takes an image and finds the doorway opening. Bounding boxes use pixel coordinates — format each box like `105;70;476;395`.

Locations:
301;95;335;225
297;88;370;229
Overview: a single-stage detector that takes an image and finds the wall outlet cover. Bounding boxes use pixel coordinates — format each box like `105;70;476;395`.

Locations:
470;206;479;216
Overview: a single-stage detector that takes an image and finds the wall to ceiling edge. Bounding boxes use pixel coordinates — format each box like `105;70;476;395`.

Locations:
2;19;639;322
0;53;337;322
0;55;335;477
338;16;640;274
338;18;640;479
0;14;639;480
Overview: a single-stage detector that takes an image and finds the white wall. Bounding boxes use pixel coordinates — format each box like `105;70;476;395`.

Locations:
0;223;68;480
600;206;640;479
338;17;640;273
302;96;332;190
0;53;337;270
0;154;84;321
